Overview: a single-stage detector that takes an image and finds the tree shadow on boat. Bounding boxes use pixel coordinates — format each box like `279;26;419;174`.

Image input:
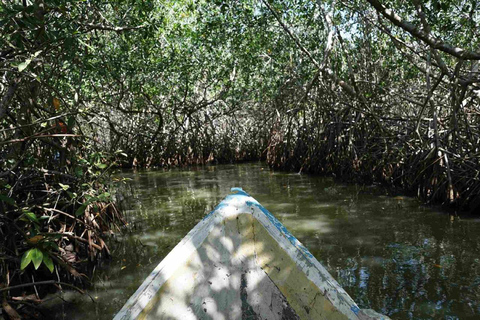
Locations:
138;213;303;319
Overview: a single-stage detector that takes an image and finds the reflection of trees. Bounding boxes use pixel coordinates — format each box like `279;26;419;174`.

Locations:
311;201;480;319
94;165;480;319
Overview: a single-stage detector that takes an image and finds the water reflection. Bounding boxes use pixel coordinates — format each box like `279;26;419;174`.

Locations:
47;164;480;319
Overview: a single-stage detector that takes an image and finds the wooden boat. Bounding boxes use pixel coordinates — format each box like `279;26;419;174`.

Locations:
114;188;390;320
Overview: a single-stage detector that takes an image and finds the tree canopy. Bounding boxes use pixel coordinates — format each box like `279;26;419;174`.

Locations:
1;0;480;314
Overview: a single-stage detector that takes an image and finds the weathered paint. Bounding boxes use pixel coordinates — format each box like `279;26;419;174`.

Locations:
134;213;300;319
113;188;390;320
246;201;314;259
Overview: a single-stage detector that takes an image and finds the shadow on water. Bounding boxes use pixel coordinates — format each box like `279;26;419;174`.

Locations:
45;164;480;319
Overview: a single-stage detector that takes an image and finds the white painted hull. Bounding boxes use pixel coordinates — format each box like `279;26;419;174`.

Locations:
114;188;389;320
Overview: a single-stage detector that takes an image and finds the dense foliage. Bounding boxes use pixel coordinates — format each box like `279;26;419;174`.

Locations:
1;0;479;317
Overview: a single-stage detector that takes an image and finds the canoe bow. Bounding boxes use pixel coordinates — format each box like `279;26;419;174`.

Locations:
114;188;389;320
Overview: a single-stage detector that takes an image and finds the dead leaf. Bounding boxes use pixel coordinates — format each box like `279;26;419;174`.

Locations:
26;235;44;245
2;299;21;320
53;97;60;110
12;294;42;304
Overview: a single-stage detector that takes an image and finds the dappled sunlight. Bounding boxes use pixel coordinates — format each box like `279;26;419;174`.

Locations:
345;235;382;247
113;185;378;319
262;202;296;209
282;218;332;234
276;212;298;219
133;212;305;320
45;165;480;319
3;0;479;315
308;203;333;209
115;171;463;320
136;230;180;242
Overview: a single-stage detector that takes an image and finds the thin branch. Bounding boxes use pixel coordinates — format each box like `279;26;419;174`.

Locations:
365;0;480;60
0;79;19;121
261;0;319;67
0;280;85;295
0;134;81;145
261;0;357;97
83;23;146;33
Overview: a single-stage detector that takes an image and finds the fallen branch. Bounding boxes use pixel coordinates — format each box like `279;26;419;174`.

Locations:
44;232;103;251
0;134;81;145
1;298;21;320
0;281;84;295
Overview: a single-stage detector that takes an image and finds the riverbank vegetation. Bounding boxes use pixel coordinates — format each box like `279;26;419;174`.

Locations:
1;0;479;317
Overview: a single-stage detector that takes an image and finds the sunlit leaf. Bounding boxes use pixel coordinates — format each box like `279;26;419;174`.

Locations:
31;248;43;270
98;192;111;201
43;255;54;273
59;183;70;191
20;249;34;270
17;61;31;72
23;211;38;223
95;163;108;169
17;50;42;72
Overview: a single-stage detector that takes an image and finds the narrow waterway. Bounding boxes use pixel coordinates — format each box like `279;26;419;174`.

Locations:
47;163;480;319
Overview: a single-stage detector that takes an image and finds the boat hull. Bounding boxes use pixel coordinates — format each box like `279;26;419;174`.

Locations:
114;188;389;320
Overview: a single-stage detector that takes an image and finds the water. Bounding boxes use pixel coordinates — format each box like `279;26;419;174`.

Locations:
47;163;480;319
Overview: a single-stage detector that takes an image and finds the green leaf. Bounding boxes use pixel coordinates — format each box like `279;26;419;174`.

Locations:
43;255;54;273
17;61;30;72
0;194;15;206
23;211;38;223
17;50;42;72
31;248;43;270
21;249;34;270
67;116;75;129
45;241;59;251
98;192;111;201
75;203;88;216
95;163;108;169
75;167;83;177
59;183;70;191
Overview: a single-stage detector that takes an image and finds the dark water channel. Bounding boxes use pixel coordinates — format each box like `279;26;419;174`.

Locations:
48;163;480;319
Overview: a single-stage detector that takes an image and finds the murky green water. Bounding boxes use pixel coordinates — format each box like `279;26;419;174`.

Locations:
48;163;480;319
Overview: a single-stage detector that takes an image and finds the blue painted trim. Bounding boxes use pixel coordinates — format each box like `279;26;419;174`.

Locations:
351;305;360;315
203;188;314;261
203;188;251;220
246;201;314;259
